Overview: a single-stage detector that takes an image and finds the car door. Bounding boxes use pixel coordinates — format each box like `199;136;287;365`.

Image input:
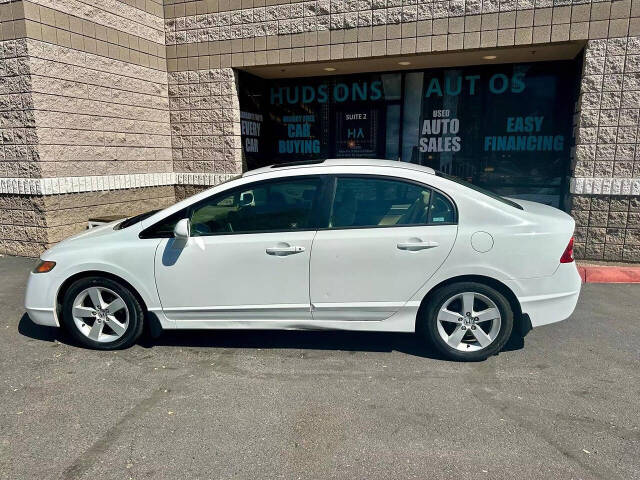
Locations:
310;175;458;321
153;176;324;322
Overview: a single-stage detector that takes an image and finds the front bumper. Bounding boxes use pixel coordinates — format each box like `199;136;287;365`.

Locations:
24;271;60;327
517;262;582;328
26;307;58;327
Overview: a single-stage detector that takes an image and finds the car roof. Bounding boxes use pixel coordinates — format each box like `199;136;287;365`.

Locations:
242;158;437;177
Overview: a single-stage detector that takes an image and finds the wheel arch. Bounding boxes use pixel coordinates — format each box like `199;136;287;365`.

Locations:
56;270;149;321
416;274;524;332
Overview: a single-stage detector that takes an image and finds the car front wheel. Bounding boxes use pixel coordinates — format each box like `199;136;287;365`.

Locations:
61;276;144;350
419;282;514;361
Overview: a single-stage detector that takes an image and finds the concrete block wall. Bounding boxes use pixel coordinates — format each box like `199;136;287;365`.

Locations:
570;36;640;260
168;67;243;175
162;0;640;262
0;0;179;255
1;0;640;260
27;39;173;178
0;38;37;179
0;193;47;256
42;186;175;245
162;0;640;71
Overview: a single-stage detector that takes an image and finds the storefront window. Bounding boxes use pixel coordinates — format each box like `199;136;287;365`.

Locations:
401;61;580;207
239;58;580;208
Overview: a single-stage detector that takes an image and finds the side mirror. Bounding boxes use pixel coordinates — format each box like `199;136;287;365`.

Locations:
173;218;190;239
239;192;253;206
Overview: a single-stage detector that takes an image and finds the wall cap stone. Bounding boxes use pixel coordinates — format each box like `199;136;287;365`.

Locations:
0;173;237;195
570;177;640;195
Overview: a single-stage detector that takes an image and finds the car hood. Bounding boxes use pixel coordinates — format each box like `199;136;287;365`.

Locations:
43;220;123;257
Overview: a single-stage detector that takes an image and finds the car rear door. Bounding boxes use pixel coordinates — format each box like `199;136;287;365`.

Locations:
309;175;457;321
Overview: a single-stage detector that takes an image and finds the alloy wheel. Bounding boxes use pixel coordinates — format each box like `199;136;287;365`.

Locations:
436;291;502;352
71;287;130;343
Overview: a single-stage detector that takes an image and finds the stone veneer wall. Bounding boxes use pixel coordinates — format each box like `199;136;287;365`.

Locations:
0;194;47;256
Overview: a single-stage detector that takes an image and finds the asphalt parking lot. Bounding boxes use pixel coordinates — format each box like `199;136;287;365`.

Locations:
1;255;639;480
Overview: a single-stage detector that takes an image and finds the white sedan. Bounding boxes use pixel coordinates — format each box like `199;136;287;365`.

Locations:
25;159;581;361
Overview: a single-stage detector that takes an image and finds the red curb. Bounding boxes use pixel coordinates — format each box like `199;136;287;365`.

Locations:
578;265;640;284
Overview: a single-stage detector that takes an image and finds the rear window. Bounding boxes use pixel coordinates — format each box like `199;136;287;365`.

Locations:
436;172;523;210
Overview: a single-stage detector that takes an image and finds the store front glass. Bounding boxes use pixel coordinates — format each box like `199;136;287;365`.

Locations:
238;58;581;208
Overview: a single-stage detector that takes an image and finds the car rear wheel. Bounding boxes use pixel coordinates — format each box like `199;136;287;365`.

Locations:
419;282;514;361
61;276;144;350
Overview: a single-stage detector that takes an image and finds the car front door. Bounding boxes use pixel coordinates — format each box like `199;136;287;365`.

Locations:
309;175;458;321
153;176;324;322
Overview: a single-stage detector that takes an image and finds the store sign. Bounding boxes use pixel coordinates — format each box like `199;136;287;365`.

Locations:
423;73;526;97
278;114;320;154
484;115;564;152
240;111;263;154
419;110;461;153
336;110;378;157
270;81;384;105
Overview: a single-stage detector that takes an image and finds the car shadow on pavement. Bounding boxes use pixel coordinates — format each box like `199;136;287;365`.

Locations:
18;313;525;360
18;313;68;343
144;329;452;359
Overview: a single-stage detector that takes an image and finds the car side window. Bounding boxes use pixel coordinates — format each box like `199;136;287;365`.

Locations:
328;176;456;229
429;191;456;224
329;177;431;228
139;209;188;238
189;177;322;236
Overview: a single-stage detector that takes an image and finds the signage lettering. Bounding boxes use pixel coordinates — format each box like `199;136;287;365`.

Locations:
425;73;525;97
419;110;461;153
270;81;383;105
484;116;564;152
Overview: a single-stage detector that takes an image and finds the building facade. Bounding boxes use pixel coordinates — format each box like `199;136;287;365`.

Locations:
0;0;638;260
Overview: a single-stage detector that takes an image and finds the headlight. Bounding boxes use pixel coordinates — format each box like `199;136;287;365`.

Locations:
33;260;56;273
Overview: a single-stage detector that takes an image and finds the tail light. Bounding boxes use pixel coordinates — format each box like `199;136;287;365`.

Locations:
560;237;574;263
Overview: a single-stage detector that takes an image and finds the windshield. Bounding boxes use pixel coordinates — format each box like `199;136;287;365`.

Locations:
115;209;160;230
436;172;523;210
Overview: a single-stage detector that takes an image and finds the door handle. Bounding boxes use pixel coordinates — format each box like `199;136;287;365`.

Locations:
397;239;439;251
266;245;306;256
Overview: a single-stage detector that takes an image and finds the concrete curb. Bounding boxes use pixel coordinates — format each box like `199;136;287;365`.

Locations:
577;265;640;283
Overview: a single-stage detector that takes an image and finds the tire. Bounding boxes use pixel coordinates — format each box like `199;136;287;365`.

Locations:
418;281;514;361
61;276;144;350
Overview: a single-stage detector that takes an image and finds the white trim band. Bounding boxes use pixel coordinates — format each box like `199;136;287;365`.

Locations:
0;173;238;195
3;174;638;196
570;177;640;196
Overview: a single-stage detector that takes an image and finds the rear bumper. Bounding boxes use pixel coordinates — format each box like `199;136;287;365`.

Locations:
517;263;582;328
